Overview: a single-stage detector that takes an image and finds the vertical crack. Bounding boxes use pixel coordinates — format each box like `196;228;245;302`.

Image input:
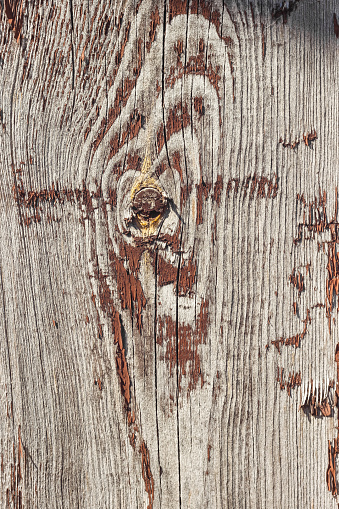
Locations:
153;249;162;496
175;228;183;509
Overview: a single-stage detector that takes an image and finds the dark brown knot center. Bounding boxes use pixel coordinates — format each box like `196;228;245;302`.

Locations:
131;187;167;220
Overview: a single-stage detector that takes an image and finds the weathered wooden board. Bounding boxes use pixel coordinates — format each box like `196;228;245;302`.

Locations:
0;0;339;507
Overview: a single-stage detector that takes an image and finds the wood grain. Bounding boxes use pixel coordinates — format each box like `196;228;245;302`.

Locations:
0;0;338;507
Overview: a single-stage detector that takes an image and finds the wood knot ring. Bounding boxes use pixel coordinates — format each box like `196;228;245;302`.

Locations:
131;187;167;221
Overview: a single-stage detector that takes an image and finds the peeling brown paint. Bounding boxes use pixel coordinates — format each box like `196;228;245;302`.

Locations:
294;189;339;333
303;129;317;147
227;52;236;102
158;300;209;392
225;174;278;201
146;7;160;51
90;37;143;157
289;269;304;295
96;272;131;403
119;243;145;275
140;441;154;509
270;309;311;353
178;257;196;296
156;102;191;153
193;96;204;118
213;175;223;206
107;111;143;163
207;444;212;462
196;177;212;225
2;0;24;42
157;255;177;287
327;344;339;496
109;249;147;332
114;22;131;76
190;0;233;46
276;367;301;396
279;136;300;149
168;0;186;22
166;44;221;106
172;151;183;181
327;439;337;496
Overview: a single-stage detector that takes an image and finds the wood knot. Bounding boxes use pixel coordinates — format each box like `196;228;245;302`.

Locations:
131;187;167;225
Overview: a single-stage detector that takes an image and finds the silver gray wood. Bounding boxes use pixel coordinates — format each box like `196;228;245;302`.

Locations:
0;0;338;507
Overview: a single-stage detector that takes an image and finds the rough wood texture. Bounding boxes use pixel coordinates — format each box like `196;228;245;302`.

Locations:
0;0;339;507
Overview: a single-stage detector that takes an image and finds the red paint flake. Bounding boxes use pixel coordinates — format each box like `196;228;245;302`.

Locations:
156;103;190;153
156;125;165;153
196;177;211;225
112;309;130;404
167;102;190;136
303;129;317;146
91;38;143;158
127;410;136;425
126;153;142;172
327;439;338;495
289;269;304;295
129;433;136;449
326;243;339;333
271;309;311;353
4;0;23;42
276;367;301;396
327;345;339;494
172;151;183;182
225;174;278;200
207;444;212;462
191;0;219;33
226;178;240;197
107;111;143;163
140;441;154;509
157;255;177;287
146;7;160;51
180;184;192;207
178;257;196;296
96;272;130;404
168;0;186;22
193;96;204;118
279;136;300;149
109;250;147;331
159;300;209;392
114;22;131;76
166;48;221;102
107;188;117;209
213;175;223;206
174;39;184;63
119;242;145;274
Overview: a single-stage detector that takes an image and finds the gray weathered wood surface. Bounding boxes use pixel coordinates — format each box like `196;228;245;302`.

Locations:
0;0;339;507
